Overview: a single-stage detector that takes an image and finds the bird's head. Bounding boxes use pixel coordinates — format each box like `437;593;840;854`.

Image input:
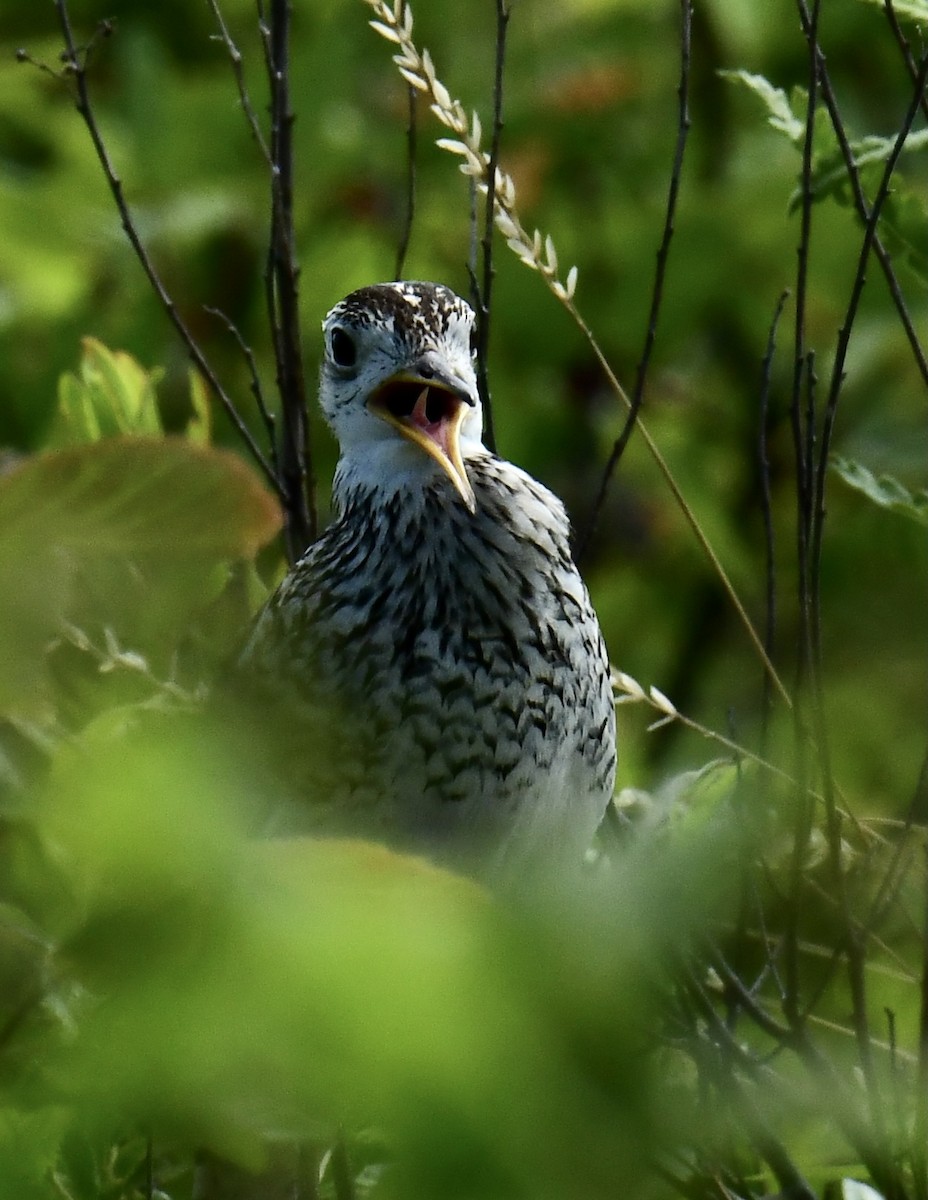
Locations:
319;281;484;513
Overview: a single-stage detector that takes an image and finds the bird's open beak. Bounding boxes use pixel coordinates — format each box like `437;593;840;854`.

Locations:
367;374;477;513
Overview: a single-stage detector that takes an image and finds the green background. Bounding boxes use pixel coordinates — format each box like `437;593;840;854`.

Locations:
1;0;927;1195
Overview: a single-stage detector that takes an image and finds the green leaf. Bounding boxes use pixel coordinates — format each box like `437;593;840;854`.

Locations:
801;128;928;209
37;709;716;1196
831;455;928;527
48;339;165;448
837;1181;886;1200
0;439;282;713
881;186;928;283
0;438;281;559
186;368;213;445
856;0;928;21
719;69;804;140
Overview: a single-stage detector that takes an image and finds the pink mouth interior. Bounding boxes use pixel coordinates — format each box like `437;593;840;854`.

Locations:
377;382;460;457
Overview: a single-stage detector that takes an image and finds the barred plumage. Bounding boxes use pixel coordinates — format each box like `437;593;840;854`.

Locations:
231;281;615;881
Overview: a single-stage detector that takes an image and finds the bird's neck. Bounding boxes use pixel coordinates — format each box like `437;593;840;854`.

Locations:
331;445;489;521
330;450;574;576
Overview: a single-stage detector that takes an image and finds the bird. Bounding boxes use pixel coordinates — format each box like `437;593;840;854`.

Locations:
228;280;616;884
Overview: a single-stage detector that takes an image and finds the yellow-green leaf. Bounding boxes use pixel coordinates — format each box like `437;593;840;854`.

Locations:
0;439;282;712
47;338;164;447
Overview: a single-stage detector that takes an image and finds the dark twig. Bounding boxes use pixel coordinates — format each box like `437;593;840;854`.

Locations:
796;0;928;390
679;968;817;1199
794;1038;908;1200
206;0;273;165
807;49;928;1137
47;3;281;497
782;0;821;1032
884;0;928;125
204;305;279;476
810;45;928;609
145;1134;154;1200
915;844;928;1199
329;1134;356;1200
691;950;905;1200
578;0;692;562
758;289;790;743
707;944;795;1046
262;0;317;559
298;1142;321;1200
394;83;418;279
469;0;509;456
468;177;480;292
734;1086;818;1200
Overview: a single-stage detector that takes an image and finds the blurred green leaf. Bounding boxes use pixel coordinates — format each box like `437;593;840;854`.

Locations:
186;368;212;445
804;128;928;208
0;1106;72;1200
0;437;281;558
47;339;220;449
856;0;928;20
28;709;720;1197
719;69;804;140
48;338;164;448
836;1181;887;1200
0;438;281;712
831;454;928;526
880;186;928;283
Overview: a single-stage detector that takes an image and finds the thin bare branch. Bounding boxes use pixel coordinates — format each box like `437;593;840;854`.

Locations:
783;0;821;1032
394;82;418;279
579;0;693;560
811;45;928;603
808;46;928;1131
797;0;928;391
204;305;279;476
206;0;273;165
706;944;795;1046
884;0;928;125
915;844;928;1199
758;289;791;741
470;0;510;456
329;1134;356;1200
49;2;281;497
263;0;317;559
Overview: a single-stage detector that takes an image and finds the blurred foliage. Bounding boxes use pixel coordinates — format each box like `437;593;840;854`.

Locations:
0;0;927;1196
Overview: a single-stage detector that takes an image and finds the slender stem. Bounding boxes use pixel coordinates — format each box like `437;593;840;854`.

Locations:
783;0;821;1031
204;305;279;476
579;0;693;560
791;1;818;678
758;290;791;744
206;0;273;165
265;0;316;559
145;1134;154;1200
298;1142;321;1200
707;945;795;1045
915;844;928;1199
796;0;928;391
576;303;793;710
808;46;928;1138
394;82;418;280
810;46;928;606
329;1134;355;1200
51;2;281;496
883;0;928;125
471;0;510;456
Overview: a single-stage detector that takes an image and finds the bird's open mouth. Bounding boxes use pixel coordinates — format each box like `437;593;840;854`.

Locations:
368;376;477;513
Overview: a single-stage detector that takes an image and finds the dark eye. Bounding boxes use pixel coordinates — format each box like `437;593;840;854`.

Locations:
330;327;357;368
